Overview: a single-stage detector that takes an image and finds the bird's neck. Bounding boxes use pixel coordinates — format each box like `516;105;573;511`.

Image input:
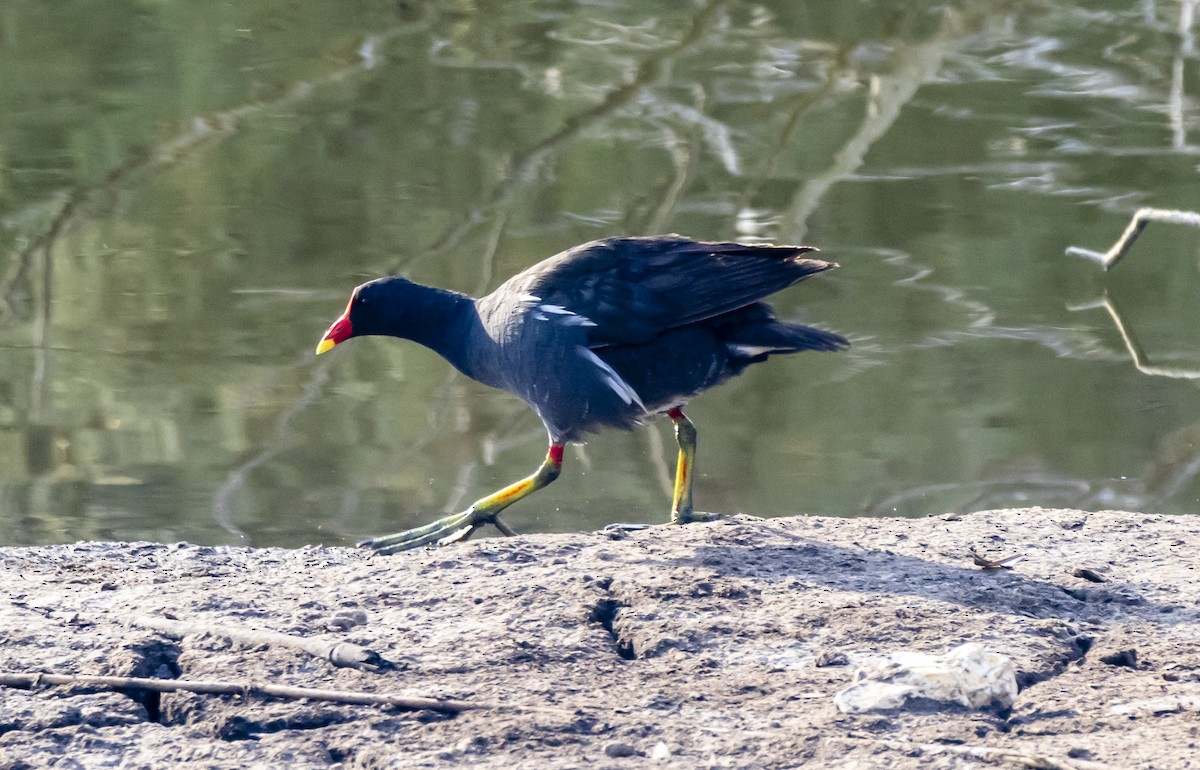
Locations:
396;286;482;377
396;285;472;349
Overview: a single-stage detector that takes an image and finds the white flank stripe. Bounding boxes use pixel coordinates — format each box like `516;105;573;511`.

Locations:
728;344;788;357
577;347;645;410
535;303;597;327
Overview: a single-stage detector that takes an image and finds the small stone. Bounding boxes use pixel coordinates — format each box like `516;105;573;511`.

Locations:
650;742;671;760
326;609;369;631
1100;649;1138;669
604;742;639;758
815;650;850;667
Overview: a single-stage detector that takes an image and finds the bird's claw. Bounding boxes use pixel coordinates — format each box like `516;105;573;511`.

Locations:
358;509;501;555
601;511;754;534
672;509;731;525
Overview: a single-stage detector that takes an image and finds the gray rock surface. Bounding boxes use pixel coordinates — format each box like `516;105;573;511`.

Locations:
1;508;1198;768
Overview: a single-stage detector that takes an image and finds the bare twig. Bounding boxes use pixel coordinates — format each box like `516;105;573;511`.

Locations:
1065;207;1200;270
132;615;389;672
0;672;481;714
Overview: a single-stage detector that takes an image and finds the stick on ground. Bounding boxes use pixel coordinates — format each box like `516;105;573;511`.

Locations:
0;672;481;714
132;615;389;671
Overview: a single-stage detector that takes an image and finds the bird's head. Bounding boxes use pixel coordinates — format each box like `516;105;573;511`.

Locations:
315;276;416;355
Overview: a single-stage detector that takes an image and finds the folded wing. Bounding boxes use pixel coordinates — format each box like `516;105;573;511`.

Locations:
505;235;837;347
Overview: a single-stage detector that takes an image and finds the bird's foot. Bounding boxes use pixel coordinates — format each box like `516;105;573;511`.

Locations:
672;510;761;525
601;512;735;531
358;509;513;555
602;511;759;533
672;509;723;525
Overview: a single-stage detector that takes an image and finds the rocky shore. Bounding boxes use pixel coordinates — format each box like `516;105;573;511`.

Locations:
2;508;1198;769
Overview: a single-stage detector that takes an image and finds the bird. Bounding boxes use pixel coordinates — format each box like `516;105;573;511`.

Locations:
316;235;847;554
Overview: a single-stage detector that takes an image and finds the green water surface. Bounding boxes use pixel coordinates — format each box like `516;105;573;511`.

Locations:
2;0;1199;547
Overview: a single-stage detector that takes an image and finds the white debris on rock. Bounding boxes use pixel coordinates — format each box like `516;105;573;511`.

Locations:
833;643;1018;714
1110;695;1200;717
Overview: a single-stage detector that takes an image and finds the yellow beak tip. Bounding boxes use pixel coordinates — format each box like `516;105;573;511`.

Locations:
315;338;337;356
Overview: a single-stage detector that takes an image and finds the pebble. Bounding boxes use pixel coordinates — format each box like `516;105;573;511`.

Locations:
604;742;639;758
815;650;850;667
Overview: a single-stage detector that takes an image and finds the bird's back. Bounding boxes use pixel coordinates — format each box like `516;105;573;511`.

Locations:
466;236;844;442
488;235;836;347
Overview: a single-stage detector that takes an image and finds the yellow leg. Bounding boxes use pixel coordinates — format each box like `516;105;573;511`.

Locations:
669;408;697;524
359;445;564;555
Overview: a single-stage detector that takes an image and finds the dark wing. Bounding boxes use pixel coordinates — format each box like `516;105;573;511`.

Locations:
500;235;837;347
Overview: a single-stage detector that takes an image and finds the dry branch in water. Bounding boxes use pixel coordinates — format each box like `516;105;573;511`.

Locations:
132;615;390;671
1065;207;1200;270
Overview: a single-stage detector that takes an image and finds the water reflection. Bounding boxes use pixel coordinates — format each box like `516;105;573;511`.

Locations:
2;0;1199;548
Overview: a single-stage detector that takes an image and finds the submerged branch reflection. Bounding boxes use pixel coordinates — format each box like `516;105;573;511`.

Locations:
391;0;730;277
211;356;332;544
1070;294;1200;380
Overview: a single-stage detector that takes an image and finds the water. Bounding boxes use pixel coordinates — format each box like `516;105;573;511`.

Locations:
2;0;1199;548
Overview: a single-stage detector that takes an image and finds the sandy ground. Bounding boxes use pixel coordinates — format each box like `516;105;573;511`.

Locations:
1;507;1198;769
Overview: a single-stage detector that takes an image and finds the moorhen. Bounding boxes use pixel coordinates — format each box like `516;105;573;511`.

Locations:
317;235;847;554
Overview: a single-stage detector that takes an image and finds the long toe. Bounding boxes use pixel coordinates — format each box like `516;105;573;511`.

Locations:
675;510;759;525
358;510;477;554
601;522;651;532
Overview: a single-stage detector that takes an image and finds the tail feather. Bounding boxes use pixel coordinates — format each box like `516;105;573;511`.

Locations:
725;321;849;358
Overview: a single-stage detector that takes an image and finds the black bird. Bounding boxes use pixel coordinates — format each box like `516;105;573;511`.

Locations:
317;235;847;554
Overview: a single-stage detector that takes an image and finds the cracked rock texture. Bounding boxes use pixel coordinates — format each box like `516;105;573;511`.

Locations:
1;508;1198;769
